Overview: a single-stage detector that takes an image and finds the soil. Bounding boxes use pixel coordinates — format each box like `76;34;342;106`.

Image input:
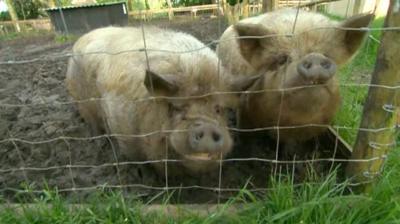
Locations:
0;17;345;204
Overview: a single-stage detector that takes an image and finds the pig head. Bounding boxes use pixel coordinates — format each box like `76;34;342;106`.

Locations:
217;9;374;142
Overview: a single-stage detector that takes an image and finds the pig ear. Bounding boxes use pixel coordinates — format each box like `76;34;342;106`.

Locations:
144;70;179;96
339;13;374;57
231;74;263;92
234;23;275;62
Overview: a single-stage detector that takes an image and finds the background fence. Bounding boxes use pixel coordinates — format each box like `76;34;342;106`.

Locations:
0;0;388;34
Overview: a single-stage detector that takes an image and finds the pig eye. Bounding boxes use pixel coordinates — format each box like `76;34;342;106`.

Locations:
277;54;290;65
168;103;185;115
323;53;333;60
215;105;222;114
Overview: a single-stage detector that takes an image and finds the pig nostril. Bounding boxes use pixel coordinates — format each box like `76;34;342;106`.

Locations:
212;131;221;143
321;60;331;70
303;61;312;69
195;131;204;141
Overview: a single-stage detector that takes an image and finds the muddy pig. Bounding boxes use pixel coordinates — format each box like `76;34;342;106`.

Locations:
217;9;373;145
66;26;259;175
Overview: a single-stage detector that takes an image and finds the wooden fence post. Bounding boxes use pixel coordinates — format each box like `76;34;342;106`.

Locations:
5;0;20;32
352;0;362;16
166;0;174;20
223;0;239;25
263;0;277;12
346;0;400;192
241;0;249;18
127;0;133;11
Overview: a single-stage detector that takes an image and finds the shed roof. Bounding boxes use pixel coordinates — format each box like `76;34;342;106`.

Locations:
45;1;126;12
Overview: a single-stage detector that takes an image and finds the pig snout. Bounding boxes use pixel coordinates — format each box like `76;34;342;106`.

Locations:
297;53;336;84
189;121;224;152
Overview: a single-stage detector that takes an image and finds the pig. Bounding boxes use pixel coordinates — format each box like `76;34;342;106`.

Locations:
217;9;373;146
65;26;259;175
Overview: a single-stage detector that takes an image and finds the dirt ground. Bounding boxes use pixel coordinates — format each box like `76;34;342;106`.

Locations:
0;17;346;203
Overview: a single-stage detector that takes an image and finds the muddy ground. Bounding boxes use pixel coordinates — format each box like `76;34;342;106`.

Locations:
0;17;346;203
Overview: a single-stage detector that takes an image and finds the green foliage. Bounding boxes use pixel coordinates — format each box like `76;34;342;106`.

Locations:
0;0;49;21
125;0;161;11
0;11;11;21
334;17;385;145
131;0;146;10
145;0;150;10
227;0;242;6
12;0;47;20
96;0;123;3
171;0;212;7
55;0;72;6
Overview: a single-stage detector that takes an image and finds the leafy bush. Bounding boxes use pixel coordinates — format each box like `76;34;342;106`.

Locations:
13;0;47;20
0;11;11;21
171;0;212;7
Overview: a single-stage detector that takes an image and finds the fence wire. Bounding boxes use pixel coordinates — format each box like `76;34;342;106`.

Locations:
2;26;400;65
0;0;398;202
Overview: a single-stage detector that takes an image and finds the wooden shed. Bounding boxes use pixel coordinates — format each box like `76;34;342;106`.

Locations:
46;1;128;34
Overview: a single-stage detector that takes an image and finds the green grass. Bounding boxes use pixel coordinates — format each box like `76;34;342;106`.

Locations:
334;17;385;145
0;30;50;42
1;17;399;223
1;149;399;223
54;34;78;44
0;30;78;44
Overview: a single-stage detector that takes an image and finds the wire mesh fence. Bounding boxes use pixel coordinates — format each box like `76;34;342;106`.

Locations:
0;0;398;204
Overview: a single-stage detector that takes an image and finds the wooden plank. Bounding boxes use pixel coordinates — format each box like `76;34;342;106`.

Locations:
0;19;50;25
326;127;353;158
129;4;219;16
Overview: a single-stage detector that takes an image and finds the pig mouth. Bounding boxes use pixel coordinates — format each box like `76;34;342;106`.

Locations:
183;152;221;161
303;79;325;85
